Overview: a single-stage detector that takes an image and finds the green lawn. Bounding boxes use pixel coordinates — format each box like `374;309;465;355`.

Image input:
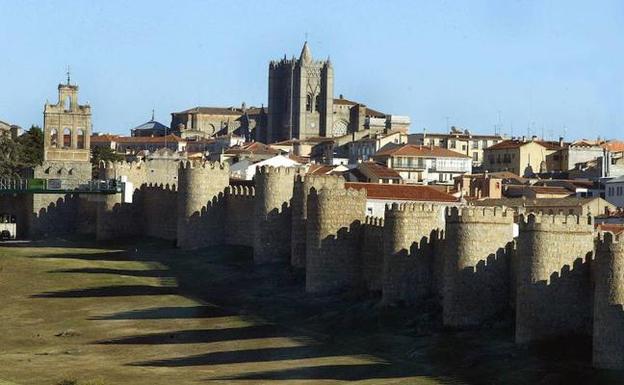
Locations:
0;238;622;385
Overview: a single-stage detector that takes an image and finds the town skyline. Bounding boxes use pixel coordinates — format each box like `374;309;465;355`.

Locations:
1;0;623;139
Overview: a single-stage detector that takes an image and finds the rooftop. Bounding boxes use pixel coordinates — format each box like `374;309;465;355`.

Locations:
357;161;401;179
487;139;564;151
345;182;458;202
374;144;471;158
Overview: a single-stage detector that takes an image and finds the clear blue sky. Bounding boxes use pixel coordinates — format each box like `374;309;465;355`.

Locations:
1;0;622;140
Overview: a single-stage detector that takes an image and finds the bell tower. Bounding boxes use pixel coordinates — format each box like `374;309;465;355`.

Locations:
43;72;91;163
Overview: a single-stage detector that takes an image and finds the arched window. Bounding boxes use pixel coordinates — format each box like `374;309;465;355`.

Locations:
63;128;72;148
306;95;312;112
64;96;71;111
76;129;85;149
50;129;58;147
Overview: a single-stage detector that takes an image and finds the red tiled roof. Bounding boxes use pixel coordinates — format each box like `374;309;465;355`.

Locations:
116;134;184;143
225;142;280;155
90;134;120;143
603;141;624;153
374;144;470;158
307;164;335;175
345;182;458;202
487;139;562;151
358;162;401;179
596;223;624;235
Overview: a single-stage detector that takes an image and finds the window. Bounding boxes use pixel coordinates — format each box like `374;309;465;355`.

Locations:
64;96;71;111
472;152;478;161
50;129;58;147
306;95;312;112
63;128;71;148
472;141;478;149
77;129;85;149
450;140;456;149
482;140;488;148
462;144;467;151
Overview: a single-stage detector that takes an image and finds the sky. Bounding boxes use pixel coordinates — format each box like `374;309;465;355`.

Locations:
0;0;623;140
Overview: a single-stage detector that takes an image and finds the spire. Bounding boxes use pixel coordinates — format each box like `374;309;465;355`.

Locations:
66;65;71;85
299;41;312;64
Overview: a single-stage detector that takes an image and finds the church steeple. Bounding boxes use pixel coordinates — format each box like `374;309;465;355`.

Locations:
299;41;312;64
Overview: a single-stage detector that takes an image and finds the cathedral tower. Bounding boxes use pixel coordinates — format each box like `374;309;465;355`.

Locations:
267;42;334;143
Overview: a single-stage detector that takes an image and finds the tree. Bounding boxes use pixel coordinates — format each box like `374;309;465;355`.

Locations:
16;125;43;167
91;146;123;178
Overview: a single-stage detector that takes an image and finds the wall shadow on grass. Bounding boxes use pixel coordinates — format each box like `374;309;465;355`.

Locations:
49;267;171;278
31;284;178;298
97;324;291;345
89;305;235;320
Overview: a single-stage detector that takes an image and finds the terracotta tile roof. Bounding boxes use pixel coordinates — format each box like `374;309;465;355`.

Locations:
487;139;563;151
358;162;401;179
116;134;184;143
225;142;280;155
307;164;335;175
374;144;470;158
90;134;120;143
345;182;458;202
596;223;624;235
332;97;386;118
603;141;624;153
173;106;265;116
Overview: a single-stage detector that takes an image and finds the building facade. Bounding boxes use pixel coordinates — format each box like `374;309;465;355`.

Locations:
373;144;472;185
409;127;505;167
483;138;562;176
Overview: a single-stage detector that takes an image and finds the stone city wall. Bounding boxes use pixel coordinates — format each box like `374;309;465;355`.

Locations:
225;185;256;247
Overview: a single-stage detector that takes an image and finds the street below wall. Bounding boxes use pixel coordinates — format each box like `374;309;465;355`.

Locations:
0;238;622;384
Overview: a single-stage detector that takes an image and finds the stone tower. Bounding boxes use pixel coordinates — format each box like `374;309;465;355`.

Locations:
593;232;624;369
267;42;334;143
253;166;295;264
43;79;91;163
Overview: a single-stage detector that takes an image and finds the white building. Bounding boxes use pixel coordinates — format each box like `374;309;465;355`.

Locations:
230;154;301;180
606;175;624;208
373;144;472;185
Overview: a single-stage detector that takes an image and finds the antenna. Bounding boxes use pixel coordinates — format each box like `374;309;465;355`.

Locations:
151;108;155;121
66;65;71;85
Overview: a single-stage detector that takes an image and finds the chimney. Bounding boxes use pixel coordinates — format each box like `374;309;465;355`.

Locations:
558;136;564;147
521;135;526;142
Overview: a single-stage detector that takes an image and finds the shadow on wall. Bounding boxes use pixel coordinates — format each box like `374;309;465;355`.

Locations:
382;229;444;307
516;254;593;344
31;194;81;239
178;192;226;249
443;240;516;328
307;220;364;294
254;202;292;264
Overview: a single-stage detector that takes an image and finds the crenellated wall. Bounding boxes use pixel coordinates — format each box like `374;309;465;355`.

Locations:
593;232;624;369
253;166;295;264
141;183;178;240
306;187;367;293
382;203;443;305
442;206;515;327
362;216;384;293
226;185;256;247
291;174;345;268
15;157;624;370
515;213;595;344
176;161;230;249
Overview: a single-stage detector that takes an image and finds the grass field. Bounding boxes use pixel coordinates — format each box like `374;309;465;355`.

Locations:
0;238;622;384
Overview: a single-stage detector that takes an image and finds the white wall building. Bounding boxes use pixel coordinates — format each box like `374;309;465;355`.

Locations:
606;175;624;208
230;154;301;180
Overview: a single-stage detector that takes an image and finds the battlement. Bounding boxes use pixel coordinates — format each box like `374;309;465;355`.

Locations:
518;212;593;232
143;182;177;192
298;173;345;187
179;160;228;172
256;165;296;176
445;206;513;223
226;185;256;197
99;159;145;172
385;202;440;217
596;231;624;250
311;186;367;202
365;215;384;227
